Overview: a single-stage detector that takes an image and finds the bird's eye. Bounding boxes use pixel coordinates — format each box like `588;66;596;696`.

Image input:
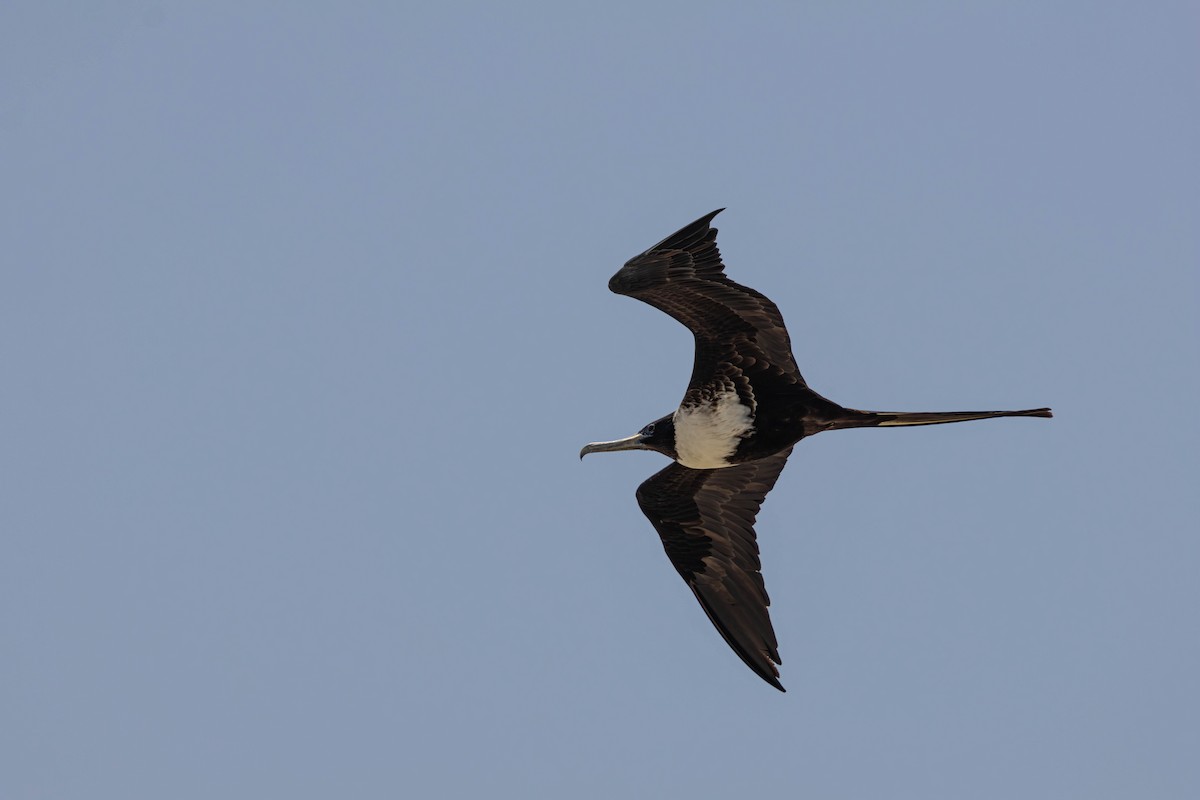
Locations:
641;423;656;436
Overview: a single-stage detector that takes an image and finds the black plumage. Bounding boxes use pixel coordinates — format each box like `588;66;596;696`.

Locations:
581;209;1051;691
636;448;793;691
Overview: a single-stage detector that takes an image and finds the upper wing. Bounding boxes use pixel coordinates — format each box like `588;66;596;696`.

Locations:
635;447;794;691
608;210;805;386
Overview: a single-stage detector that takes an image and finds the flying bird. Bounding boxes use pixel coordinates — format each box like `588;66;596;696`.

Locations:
580;209;1051;692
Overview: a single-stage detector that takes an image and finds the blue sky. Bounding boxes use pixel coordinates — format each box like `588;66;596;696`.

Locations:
3;3;1197;798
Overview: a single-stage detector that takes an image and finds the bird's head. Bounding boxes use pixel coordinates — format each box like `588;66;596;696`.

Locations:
580;414;677;461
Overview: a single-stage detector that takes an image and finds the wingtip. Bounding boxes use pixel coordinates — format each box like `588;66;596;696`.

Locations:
631;208;727;259
696;207;725;229
759;660;786;692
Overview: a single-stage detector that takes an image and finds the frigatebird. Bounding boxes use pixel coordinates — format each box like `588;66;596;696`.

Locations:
580;209;1051;692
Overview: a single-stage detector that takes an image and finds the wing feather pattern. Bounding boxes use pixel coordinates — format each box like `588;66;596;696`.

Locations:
609;210;804;386
635;447;794;691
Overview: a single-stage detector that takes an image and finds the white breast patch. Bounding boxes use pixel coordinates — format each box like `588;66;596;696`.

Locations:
673;391;755;469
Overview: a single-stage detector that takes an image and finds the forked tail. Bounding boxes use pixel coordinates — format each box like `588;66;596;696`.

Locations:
853;407;1052;428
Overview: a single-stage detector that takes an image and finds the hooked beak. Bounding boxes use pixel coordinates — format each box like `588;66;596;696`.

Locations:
579;433;648;460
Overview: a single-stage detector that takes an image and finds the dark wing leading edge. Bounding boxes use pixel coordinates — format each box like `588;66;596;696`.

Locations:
608;209;806;386
635;447;794;691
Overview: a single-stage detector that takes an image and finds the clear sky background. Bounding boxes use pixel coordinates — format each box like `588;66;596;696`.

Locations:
3;3;1197;798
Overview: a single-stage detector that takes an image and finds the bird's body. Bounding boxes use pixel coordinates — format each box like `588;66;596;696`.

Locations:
580;210;1051;691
